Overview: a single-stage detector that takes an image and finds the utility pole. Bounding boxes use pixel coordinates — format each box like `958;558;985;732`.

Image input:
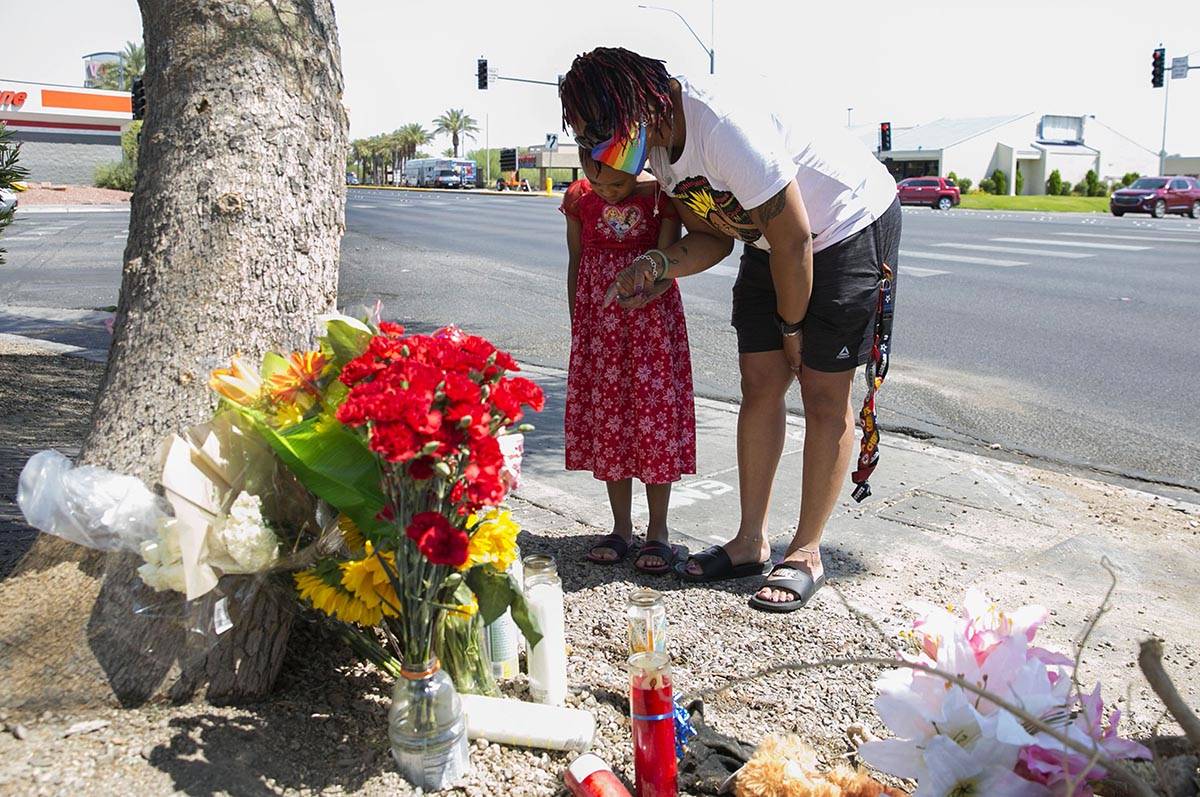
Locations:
846;107;854;127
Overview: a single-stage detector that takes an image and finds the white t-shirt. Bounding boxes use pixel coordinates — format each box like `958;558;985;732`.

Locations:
648;76;897;253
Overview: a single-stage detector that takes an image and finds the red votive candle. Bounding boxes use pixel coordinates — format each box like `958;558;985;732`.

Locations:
628;652;677;797
564;753;633;797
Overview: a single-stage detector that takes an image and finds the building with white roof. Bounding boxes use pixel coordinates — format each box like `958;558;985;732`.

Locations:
854;113;1159;195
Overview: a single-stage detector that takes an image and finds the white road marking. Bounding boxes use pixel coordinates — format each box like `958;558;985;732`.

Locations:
899;249;1026;267
932;243;1093;259
1056;232;1199;244
901;266;951;278
112;234;127;239
3;236;38;241
991;237;1150;251
349;203;378;209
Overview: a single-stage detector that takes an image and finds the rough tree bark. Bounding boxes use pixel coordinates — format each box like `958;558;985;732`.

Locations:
0;0;347;708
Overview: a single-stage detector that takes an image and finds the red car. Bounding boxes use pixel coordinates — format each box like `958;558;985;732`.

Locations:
897;176;960;210
1110;176;1200;218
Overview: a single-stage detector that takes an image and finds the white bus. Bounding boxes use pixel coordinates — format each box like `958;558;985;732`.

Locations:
401;158;477;188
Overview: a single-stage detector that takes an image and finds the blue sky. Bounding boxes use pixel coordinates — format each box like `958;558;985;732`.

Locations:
7;1;1199;161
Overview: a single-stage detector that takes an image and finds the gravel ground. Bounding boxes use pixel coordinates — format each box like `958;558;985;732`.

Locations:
0;343;1194;796
12;184;132;206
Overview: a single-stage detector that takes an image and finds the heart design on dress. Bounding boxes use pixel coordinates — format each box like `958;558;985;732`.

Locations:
602;204;642;239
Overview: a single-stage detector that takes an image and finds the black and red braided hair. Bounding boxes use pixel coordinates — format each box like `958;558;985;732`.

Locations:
559;47;674;140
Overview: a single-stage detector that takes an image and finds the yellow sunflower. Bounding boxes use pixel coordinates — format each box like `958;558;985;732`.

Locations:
295;559;385;626
463;509;519;572
340;543;400;619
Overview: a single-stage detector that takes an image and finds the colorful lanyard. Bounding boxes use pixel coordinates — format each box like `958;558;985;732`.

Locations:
851;262;894;503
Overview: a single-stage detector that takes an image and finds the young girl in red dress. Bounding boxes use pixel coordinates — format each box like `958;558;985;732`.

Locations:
561;154;696;574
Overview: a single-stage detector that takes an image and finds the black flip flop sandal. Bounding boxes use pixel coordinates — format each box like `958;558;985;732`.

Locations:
586;532;635;565
748;562;826;613
634;540;677;575
675;544;771;583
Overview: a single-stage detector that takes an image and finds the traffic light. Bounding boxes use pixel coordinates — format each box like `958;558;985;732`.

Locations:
1151;47;1165;88
131;76;146;120
477;58;488;90
880;121;892;152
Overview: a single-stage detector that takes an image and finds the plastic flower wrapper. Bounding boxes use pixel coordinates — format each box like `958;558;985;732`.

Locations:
17;449;168;553
151;411;283;599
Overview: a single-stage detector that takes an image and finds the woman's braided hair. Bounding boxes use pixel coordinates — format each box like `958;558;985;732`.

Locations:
559;47;674;141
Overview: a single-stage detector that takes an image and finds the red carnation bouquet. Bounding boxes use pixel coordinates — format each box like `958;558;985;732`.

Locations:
330;320;545;672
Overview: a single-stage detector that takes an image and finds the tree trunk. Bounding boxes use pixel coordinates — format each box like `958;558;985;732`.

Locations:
0;0;347;709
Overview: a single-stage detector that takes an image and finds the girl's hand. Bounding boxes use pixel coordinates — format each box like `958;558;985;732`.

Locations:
619;279;671;311
603;256;656;307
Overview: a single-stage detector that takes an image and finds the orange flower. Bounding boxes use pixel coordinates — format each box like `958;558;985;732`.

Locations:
210;355;263;405
267;351;328;404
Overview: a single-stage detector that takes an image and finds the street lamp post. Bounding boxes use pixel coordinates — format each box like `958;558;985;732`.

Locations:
637;2;715;75
847;107;854;128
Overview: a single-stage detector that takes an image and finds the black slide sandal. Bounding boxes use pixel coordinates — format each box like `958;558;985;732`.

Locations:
586;532;634;565
748;562;826;613
676;544;771;583
634;540;677;575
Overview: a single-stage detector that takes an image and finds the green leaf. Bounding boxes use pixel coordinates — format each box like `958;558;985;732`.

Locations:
508;588;542;651
465;567;542;649
240;409;385;534
321;314;373;367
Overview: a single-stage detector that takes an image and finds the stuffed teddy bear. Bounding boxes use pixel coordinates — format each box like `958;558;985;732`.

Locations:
732;735;909;797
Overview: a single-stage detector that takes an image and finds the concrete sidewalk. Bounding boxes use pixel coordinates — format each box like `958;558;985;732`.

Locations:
2;306;1196;702
513;363;1200;702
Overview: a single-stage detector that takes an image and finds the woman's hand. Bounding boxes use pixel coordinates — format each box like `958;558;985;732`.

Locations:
603;256;657;307
783;332;803;375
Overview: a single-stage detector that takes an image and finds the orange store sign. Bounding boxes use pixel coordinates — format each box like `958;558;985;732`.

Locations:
0;90;29;109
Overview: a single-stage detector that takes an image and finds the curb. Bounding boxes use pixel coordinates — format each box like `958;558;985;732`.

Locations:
349;185;559;199
16;205;130;215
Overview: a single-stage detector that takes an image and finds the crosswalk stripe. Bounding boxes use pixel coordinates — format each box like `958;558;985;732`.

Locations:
932;243;1092;259
1056;232;1199;244
901;266;951;278
899;249;1026;267
991;237;1149;251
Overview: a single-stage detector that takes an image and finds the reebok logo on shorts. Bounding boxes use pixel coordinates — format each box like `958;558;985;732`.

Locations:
837;346;851;359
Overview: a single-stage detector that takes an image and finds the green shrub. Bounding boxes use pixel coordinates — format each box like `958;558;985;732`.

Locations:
1047;169;1063;195
1015;169;1025;195
990;169;1008;195
1058;180;1073;196
947;171;972;194
94;160;136;191
979;177;996;194
1121;172;1139;186
94;120;141;191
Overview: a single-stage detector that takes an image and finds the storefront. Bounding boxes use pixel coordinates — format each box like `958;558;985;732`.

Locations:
0;80;133;185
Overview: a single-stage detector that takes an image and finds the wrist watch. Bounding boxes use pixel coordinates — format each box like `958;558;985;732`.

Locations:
776;313;803;337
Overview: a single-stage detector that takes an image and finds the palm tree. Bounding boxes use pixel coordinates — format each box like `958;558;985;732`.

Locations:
398;123;431;164
432;109;479;158
94;41;146;91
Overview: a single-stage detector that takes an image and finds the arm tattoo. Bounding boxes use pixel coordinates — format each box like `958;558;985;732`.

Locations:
754;187;789;227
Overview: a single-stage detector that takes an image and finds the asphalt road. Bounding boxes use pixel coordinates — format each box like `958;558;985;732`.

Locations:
336;188;1200;498
3;192;1198;498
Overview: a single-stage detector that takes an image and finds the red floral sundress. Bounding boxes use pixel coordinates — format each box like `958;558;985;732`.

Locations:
560;180;696;484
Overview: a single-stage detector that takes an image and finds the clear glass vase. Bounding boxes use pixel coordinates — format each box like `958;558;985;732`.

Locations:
388;659;470;790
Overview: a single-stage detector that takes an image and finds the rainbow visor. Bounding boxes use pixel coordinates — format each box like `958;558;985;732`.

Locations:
589;124;649;175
